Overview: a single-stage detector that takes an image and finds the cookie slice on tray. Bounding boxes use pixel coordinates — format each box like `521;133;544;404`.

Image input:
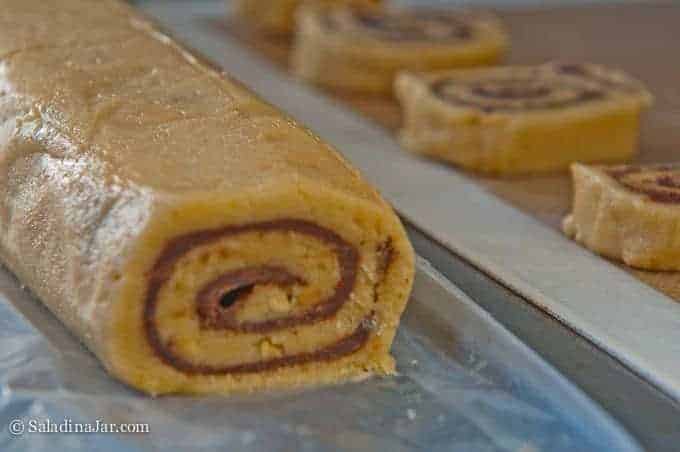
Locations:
395;62;652;174
292;5;507;93
564;163;680;271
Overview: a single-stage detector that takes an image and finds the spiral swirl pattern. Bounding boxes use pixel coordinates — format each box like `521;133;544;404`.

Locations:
432;66;609;112
325;9;479;42
144;219;380;375
608;166;680;203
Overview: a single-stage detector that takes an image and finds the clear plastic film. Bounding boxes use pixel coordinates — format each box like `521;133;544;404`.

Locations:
0;259;639;451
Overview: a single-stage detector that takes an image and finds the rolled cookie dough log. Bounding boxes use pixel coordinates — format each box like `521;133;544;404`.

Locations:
233;0;381;35
564;163;680;271
395;62;652;174
291;5;507;94
0;0;414;395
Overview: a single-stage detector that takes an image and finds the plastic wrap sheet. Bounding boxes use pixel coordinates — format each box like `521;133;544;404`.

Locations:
1;258;638;451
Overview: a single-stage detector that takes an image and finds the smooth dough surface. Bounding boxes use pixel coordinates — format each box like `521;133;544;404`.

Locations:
0;0;414;395
395;62;652;174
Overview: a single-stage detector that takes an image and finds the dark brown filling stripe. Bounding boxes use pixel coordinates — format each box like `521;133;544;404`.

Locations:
552;62;640;93
196;265;305;332
144;219;368;375
608;166;680;203
325;10;474;42
355;11;472;41
470;84;552;100
432;76;604;112
156;313;374;376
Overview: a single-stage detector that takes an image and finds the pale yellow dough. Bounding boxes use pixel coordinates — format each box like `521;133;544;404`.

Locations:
233;0;381;35
0;0;414;395
292;5;507;94
395;63;652;174
564;163;680;271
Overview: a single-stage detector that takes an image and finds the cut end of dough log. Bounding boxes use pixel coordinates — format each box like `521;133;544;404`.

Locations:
107;181;414;395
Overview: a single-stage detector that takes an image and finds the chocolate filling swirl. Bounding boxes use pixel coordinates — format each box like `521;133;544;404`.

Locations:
144;219;372;375
326;9;475;42
608;165;680;203
432;73;605;112
431;62;648;113
552;63;643;94
196;265;306;332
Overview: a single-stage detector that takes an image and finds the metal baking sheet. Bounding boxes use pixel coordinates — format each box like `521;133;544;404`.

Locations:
0;255;639;451
140;0;680;402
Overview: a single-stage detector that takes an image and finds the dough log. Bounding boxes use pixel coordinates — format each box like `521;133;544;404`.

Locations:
564;163;680;271
0;0;414;395
292;5;507;94
395;62;652;174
